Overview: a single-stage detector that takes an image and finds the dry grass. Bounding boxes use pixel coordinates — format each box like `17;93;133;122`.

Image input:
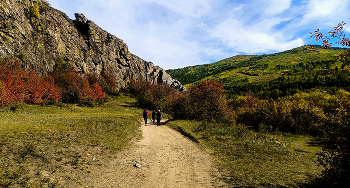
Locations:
167;120;323;188
0;94;142;187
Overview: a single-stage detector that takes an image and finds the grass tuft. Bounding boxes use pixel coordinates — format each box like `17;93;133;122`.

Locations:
167;120;323;187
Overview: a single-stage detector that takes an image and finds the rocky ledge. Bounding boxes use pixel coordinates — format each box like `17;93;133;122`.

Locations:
0;0;185;91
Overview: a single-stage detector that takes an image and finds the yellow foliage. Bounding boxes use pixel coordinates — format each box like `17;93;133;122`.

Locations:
32;2;40;19
236;99;325;134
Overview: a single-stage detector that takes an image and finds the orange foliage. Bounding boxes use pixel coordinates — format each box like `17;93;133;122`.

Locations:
0;57;61;105
51;68;106;104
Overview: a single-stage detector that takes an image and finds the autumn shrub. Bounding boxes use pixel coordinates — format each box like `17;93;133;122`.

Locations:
168;92;191;120
128;80;153;108
85;70;118;95
100;69;118;94
310;103;350;187
284;89;350;113
128;79;177;111
236;93;325;135
51;65;106;105
85;72;100;86
170;80;234;121
0;58;61;106
24;71;61;104
129;79;233;121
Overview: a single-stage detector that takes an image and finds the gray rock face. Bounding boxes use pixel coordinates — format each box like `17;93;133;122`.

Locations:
0;0;185;91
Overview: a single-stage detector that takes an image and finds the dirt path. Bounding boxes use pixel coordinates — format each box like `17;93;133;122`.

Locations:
82;120;224;187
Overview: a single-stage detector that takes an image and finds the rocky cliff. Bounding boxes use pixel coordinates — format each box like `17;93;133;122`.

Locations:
0;0;185;90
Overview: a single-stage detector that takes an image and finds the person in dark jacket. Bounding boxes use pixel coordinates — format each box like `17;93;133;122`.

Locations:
152;110;156;125
156;110;162;126
143;108;149;125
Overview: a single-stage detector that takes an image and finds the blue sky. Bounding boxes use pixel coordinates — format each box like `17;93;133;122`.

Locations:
47;0;350;70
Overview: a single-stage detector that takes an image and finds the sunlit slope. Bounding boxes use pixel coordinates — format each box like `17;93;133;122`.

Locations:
166;55;255;85
166;45;345;88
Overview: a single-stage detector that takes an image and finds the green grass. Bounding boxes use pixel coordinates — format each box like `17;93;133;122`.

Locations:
167;45;346;88
166;120;323;187
167;55;255;85
0;94;142;187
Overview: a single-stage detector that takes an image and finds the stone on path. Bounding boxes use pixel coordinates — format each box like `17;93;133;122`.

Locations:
134;163;142;168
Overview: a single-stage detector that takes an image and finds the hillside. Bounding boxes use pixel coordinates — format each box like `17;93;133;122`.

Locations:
167;45;349;98
166;55;255;85
0;0;184;90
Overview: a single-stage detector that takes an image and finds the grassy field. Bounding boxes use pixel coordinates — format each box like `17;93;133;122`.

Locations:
0;93;325;187
166;120;323;188
0;94;142;187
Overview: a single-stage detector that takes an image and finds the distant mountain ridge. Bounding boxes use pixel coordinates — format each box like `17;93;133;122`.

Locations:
166;45;345;86
167;45;350;99
0;0;185;91
166;55;255;85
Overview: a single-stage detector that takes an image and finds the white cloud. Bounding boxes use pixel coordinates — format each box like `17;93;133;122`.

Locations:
46;0;350;70
301;0;350;27
148;0;212;18
209;7;303;54
264;0;292;15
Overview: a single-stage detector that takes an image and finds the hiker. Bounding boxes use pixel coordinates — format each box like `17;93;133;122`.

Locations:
152;110;156;125
143;108;149;125
156;110;162;126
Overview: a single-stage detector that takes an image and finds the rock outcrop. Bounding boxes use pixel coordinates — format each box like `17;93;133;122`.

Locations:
0;0;185;91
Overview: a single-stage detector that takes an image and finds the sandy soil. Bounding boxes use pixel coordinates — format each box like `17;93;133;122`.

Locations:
79;120;225;188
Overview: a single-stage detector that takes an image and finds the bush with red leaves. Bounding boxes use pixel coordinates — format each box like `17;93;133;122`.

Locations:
128;79;176;111
51;67;106;105
86;70;118;95
0;57;61;106
170;80;234;121
130;79;234;122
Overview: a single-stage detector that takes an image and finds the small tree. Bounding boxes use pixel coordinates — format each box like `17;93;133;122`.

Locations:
310;22;350;187
128;80;177;111
170;80;234;121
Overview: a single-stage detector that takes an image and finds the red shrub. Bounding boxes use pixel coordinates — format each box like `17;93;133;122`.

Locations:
52;67;106;104
130;79;234;121
86;72;100;86
101;69;118;94
0;58;61;106
0;57;106;106
86;70;118;95
91;83;106;100
128;79;178;111
173;80;234;121
168;92;191;119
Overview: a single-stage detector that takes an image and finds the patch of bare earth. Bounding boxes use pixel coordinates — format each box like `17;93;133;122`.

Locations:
78;120;225;188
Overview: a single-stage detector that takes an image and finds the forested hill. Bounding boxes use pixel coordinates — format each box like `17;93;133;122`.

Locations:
166;45;350;98
166;55;255;85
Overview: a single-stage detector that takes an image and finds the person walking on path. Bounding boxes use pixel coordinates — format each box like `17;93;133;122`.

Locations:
156;110;162;126
152;110;156;125
143;108;149;125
